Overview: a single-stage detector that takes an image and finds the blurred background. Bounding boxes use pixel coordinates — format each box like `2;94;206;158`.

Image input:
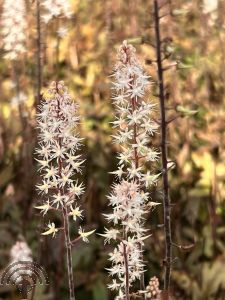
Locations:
0;0;225;299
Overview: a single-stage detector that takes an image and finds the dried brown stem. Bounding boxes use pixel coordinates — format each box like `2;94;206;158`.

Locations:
36;0;42;107
153;0;172;296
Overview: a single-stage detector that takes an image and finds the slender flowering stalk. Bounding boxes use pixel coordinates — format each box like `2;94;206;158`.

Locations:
41;0;72;24
35;81;94;300
101;41;160;299
1;0;27;60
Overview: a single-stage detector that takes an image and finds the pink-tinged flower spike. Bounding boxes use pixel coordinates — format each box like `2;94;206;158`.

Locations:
102;180;150;299
1;0;27;60
36;81;94;300
111;40;160;183
102;41;160;299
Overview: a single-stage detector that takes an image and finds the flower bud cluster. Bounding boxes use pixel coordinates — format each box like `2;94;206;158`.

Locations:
145;276;161;299
1;0;27;60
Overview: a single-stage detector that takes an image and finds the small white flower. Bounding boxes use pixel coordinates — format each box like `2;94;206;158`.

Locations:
36;180;51;194
110;166;124;179
142;171;160;188
35;159;50;171
51;193;65;208
127;164;142;179
35;200;51;215
78;227;96;243
107;279;121;291
44;166;58;180
42;222;58;237
69;181;85;197
68;205;83;221
57;26;68;38
99;228;120;244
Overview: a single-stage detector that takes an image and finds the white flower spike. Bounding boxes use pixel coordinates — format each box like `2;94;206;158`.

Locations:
1;0;27;60
102;41;160;298
42;0;72;23
36;81;90;300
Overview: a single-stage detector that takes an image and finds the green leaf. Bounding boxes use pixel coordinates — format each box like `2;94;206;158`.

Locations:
176;105;198;116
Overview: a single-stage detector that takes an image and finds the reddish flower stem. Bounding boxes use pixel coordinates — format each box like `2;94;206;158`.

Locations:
56;83;75;300
123;44;146;295
122;227;130;300
62;207;75;300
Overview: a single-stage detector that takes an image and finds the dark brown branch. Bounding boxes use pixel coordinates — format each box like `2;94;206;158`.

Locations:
70;236;82;246
162;62;178;71
159;13;170;19
153;0;172;296
171;242;195;252
166;115;180;124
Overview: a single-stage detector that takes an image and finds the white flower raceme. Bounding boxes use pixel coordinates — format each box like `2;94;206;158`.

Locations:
103;41;160;298
102;181;150;296
1;0;27;60
36;81;94;300
36;81;93;242
111;40;160;183
42;0;72;23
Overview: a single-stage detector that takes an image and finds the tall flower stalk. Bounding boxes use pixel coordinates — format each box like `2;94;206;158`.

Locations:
101;41;160;300
1;0;27;60
35;81;94;300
